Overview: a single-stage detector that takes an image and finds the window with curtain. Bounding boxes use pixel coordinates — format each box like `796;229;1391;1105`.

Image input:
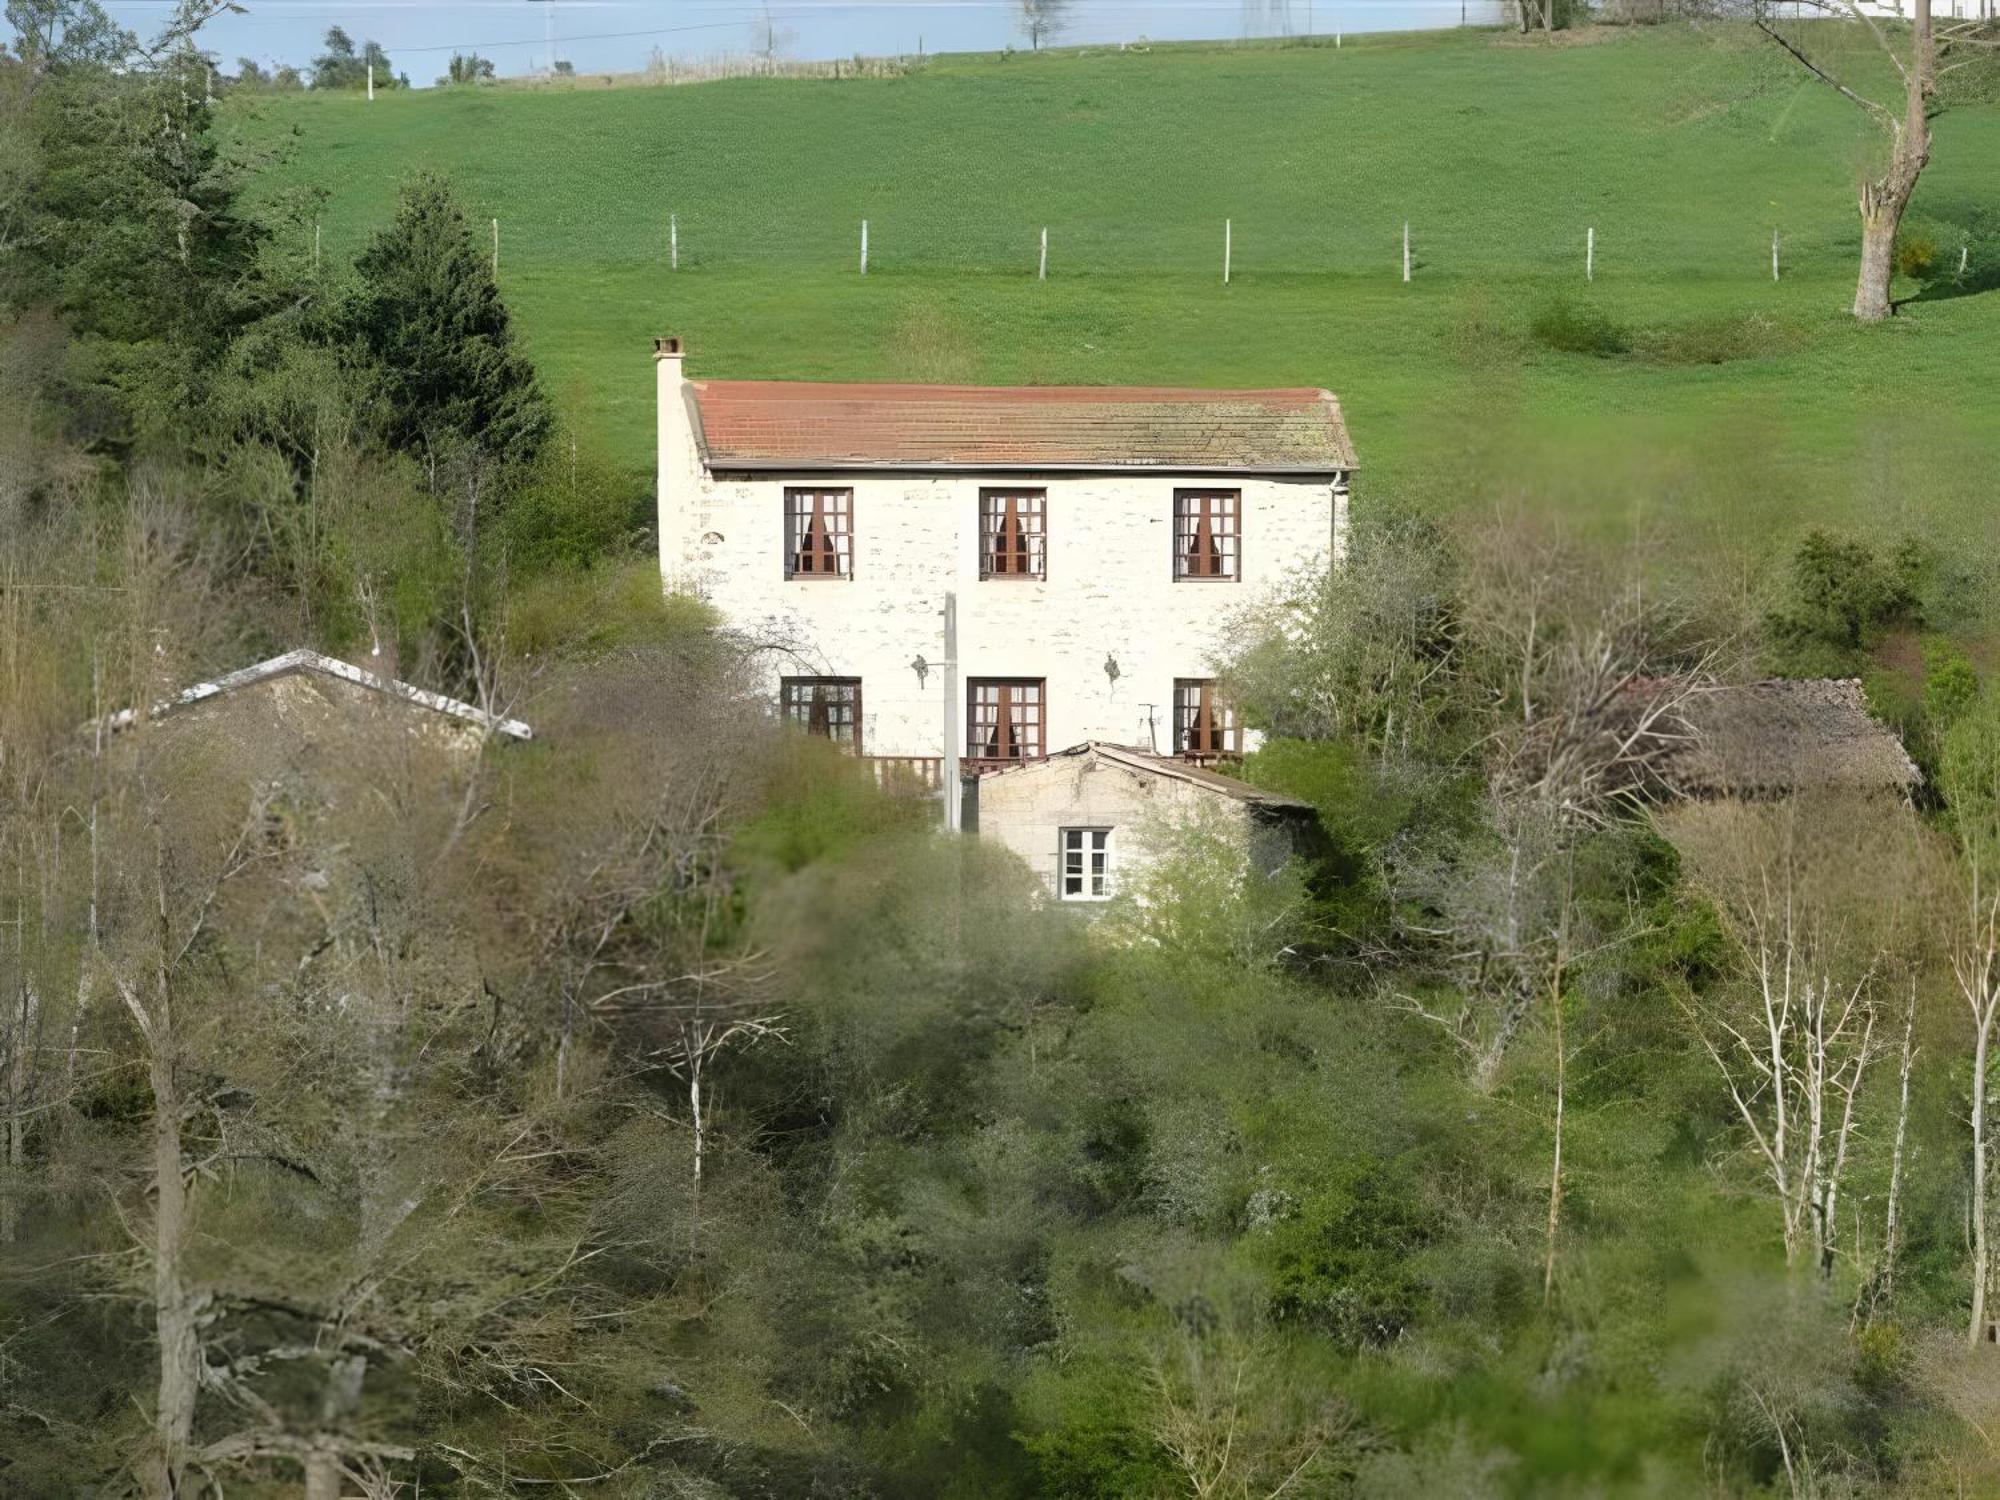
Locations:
979;489;1047;579
966;678;1045;765
1173;489;1240;580
784;488;853;578
780;676;863;751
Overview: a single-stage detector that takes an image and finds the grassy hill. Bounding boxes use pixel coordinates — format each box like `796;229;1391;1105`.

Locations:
234;26;2000;566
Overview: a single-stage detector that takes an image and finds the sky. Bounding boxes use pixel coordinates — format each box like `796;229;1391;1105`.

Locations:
93;0;1504;85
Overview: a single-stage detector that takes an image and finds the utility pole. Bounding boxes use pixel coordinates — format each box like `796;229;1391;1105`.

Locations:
942;591;960;832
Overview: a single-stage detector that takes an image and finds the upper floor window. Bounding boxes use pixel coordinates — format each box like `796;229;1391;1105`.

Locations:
781;676;862;752
980;489;1047;580
1060;827;1113;901
1174;489;1240;580
967;678;1045;766
785;488;853;579
1174;678;1241;759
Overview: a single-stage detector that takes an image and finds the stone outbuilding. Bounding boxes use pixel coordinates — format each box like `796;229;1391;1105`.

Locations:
974;741;1317;904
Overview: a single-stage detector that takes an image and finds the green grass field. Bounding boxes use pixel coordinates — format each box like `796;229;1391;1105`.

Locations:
234;25;2000;566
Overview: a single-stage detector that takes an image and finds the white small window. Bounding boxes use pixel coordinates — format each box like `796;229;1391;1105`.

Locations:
1060;827;1113;901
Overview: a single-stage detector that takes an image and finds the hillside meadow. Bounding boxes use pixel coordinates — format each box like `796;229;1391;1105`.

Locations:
233;25;2000;583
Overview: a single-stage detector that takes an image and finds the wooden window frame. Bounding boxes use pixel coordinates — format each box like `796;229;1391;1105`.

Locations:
1060;827;1113;901
1173;489;1241;581
966;677;1046;766
780;676;863;753
979;488;1047;580
1174;678;1242;758
784;487;854;579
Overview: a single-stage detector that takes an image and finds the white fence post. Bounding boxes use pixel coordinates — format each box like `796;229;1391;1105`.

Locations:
1772;227;1780;282
491;218;499;278
1586;226;1595;283
670;213;679;270
860;219;868;275
313;219;321;276
1038;226;1047;281
1223;219;1232;285
1402;221;1410;283
367;63;375;101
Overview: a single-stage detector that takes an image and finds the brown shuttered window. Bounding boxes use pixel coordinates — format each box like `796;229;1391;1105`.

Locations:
1173;489;1240;580
785;488;853;578
1174;679;1241;759
980;489;1047;579
780;676;863;752
967;678;1045;765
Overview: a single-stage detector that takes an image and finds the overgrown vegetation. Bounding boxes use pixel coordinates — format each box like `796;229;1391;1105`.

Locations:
9;6;2000;1498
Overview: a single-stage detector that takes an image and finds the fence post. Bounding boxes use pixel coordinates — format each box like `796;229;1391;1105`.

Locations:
1038;226;1047;281
1586;226;1595;283
670;213;679;270
1772;227;1780;282
860;219;868;275
1223;219;1232;285
1402;222;1410;284
313;219;321;276
367;63;375;102
491;218;499;278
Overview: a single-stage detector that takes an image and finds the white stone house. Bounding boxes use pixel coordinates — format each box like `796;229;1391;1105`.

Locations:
653;338;1355;811
977;742;1317;904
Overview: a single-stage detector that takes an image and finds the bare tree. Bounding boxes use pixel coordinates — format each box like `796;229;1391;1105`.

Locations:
1737;0;1992;320
1674;800;1889;1275
1019;0;1074;50
1941;689;2000;1342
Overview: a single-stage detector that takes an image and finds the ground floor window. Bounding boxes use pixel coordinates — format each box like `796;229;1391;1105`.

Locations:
968;678;1045;764
1174;678;1241;758
1061;827;1113;901
781;676;862;752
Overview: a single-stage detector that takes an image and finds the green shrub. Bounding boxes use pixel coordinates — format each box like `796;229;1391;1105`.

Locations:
1638;311;1793;366
1529;297;1630;357
1260;1160;1436;1345
1764;529;1923;672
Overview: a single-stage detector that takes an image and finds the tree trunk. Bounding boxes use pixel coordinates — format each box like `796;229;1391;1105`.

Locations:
1852;0;1933;322
1970;1008;1993;1345
139;815;199;1500
141;1036;198;1500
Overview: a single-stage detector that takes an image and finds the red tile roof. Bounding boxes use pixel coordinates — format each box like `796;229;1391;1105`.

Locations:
686;381;1356;473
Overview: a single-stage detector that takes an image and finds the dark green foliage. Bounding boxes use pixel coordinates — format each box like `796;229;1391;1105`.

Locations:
342;171;550;464
444;50;495;85
1261;1160;1438;1344
494;426;646;575
310;25;398;90
1765;529;1924;672
1529;296;1631;357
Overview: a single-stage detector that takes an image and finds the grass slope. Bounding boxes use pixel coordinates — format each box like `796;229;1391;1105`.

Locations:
236;27;2000;563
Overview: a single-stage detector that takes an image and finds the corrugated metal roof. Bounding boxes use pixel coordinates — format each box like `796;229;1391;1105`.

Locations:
687;381;1356;473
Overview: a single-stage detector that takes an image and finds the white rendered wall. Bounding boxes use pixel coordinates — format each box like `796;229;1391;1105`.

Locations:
656;353;1350;760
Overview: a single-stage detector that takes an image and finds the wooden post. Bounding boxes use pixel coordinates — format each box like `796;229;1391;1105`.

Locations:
1772;227;1781;282
1586;225;1595;282
670;213;679;270
491;218;499;278
367;63;375;101
1038;226;1047;281
313;219;321;276
1223;219;1232;285
860;219;869;275
1402;221;1410;283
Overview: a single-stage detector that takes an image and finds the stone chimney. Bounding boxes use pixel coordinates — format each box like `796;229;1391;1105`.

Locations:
654;336;696;592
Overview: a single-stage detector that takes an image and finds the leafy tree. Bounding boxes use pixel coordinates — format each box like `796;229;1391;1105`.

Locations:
310;25;396;89
233;54;265;85
341;171;550;467
444;49;494;84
